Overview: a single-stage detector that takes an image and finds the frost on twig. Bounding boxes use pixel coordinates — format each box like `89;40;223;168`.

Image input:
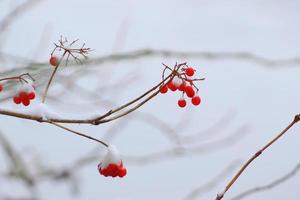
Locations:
22;103;60;120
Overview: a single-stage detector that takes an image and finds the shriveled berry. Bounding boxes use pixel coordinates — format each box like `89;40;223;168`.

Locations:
185;86;195;98
13;96;21;104
178;98;187;108
191;95;201;106
186;67;195;76
168;81;177;91
49;56;59;67
159;84;168;94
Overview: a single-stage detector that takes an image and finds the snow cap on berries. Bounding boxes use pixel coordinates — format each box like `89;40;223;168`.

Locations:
172;76;182;87
98;144;127;178
13;82;36;106
100;145;122;168
17;82;34;93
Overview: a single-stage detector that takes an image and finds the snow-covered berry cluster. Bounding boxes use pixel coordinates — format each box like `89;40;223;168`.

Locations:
13;83;36;106
97;145;127;178
159;64;203;108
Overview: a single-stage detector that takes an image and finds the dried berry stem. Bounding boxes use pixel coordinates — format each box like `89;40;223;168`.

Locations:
215;114;300;200
42;53;66;103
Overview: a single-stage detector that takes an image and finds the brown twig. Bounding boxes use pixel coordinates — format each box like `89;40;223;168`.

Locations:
215;114;300;200
229;161;300;200
0;73;34;83
0;68;173;124
48;121;108;147
185;161;240;200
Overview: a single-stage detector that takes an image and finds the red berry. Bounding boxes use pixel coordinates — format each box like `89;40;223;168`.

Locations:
178;81;186;91
0;84;3;92
102;168;109;177
22;98;30;106
191;96;201;106
168;81;177;91
19;91;27;100
28;92;35;100
178;98;187;108
159;84;168;94
49;56;59;67
119;168;127;177
13;96;21;104
185;86;195;98
186;67;195;76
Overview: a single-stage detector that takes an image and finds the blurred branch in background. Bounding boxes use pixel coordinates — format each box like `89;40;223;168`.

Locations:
0;0;42;50
229;162;300;200
1;48;300;76
185;161;241;200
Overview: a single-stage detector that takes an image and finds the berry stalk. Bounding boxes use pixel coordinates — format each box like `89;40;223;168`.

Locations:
42;53;66;103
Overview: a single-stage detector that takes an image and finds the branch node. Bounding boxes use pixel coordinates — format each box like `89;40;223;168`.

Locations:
255;150;262;157
294;114;300;123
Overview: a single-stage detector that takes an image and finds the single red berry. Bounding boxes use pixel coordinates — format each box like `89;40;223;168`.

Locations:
168;81;177;91
22;98;30;106
185;86;195;98
178;98;187;108
13;96;21;104
159;84;168;94
119;168;127;177
28;92;35;100
191;95;201;106
110;164;119;177
0;84;3;92
101;168;109;177
49;56;59;67
19;91;27;100
186;67;195;76
178;81;186;91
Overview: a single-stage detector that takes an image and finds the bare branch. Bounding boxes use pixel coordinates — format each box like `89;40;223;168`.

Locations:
215;114;300;200
185;161;241;200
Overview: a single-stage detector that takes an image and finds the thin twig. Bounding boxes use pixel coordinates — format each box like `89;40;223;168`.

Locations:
185;161;240;200
0;70;172;125
215;114;300;200
229;162;300;200
48;121;108;147
41;53;66;103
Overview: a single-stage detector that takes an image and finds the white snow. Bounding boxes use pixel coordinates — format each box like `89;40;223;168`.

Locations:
98;144;122;169
22;103;60;120
172;76;183;87
16;82;34;94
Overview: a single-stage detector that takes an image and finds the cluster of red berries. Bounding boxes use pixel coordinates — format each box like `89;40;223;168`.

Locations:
0;84;3;92
159;66;202;108
98;162;127;178
13;83;36;106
